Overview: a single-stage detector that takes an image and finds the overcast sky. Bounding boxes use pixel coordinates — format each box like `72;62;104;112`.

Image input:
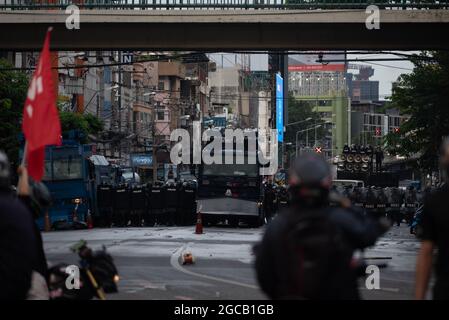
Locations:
208;52;416;100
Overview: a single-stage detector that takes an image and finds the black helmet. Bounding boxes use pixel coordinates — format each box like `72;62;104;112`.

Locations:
0;151;11;190
289;153;331;208
290;153;331;188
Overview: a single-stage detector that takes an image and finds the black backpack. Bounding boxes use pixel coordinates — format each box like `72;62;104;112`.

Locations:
279;210;347;299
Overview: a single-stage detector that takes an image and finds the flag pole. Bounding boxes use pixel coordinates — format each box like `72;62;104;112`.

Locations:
21;140;28;167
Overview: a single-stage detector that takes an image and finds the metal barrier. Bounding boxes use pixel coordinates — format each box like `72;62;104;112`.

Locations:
1;0;448;10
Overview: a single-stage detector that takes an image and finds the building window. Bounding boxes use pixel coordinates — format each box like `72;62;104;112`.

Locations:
318;100;332;107
158;81;165;91
157;111;165;121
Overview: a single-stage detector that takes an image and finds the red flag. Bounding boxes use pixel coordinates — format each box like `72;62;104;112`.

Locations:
22;28;61;181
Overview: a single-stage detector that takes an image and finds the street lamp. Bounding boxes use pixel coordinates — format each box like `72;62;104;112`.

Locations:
286;117;313;127
314;120;332;147
295;124;322;157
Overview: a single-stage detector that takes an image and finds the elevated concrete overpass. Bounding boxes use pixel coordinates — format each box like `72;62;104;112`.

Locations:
1;9;449;50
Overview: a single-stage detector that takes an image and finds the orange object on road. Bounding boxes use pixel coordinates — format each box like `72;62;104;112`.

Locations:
195;211;203;234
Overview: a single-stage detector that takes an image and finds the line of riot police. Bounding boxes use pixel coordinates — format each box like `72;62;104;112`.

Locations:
331;184;422;227
95;179;198;227
263;179;426;228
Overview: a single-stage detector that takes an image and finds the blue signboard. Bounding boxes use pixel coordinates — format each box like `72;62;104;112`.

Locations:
131;154;152;167
276;73;284;142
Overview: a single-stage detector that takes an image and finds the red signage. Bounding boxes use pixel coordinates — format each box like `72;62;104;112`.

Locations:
288;64;345;72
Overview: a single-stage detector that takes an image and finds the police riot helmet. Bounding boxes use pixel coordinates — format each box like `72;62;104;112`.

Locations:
288;153;331;207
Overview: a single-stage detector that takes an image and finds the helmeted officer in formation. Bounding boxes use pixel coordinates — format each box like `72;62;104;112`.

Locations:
386;187;404;226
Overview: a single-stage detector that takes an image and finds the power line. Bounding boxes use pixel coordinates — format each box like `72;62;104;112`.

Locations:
358;61;414;71
0;50;427;72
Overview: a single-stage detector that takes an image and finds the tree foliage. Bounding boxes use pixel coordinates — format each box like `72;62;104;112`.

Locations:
385;51;449;171
59;111;104;142
0;59;29;167
285;93;324;149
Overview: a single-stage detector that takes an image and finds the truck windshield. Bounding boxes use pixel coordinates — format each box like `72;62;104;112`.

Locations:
52;158;83;180
202;163;258;178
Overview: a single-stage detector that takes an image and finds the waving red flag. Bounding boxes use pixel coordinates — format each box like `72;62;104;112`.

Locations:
22;28;61;181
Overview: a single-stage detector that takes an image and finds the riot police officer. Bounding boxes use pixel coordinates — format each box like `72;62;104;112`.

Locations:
387;187;403;226
276;184;289;212
263;178;277;222
350;186;365;211
375;187;388;219
254;153;389;300
404;185;418;224
364;186;377;218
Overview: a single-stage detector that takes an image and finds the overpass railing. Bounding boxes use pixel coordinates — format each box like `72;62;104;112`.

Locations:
0;0;448;10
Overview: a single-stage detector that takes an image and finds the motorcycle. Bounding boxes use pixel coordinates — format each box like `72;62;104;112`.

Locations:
48;240;119;300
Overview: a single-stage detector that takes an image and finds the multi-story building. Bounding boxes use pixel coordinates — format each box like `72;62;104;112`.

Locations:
181;53;209;120
292;94;349;158
154;60;186;144
288;53;349;158
132;59;159;151
350;104;408;146
243;71;272;130
346;65;379;102
208;66;245;126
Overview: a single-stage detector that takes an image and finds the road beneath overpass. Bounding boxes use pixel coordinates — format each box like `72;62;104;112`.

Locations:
1;9;449;50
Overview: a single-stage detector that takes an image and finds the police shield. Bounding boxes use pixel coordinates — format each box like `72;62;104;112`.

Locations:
130;186;146;226
113;186;130;226
178;182;197;226
96;184;114;226
148;183;165;224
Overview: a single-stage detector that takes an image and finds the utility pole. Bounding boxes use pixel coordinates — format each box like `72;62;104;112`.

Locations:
118;51;122;160
152;113;157;183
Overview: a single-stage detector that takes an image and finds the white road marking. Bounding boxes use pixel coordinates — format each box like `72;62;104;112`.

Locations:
170;245;259;290
359;287;400;293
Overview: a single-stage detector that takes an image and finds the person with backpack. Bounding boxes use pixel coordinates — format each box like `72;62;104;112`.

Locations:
254;153;389;300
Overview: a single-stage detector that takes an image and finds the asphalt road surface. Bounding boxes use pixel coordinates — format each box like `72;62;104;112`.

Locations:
43;224;422;300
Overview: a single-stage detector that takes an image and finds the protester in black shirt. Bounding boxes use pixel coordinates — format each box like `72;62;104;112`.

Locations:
0;152;38;299
255;154;388;300
415;139;449;300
